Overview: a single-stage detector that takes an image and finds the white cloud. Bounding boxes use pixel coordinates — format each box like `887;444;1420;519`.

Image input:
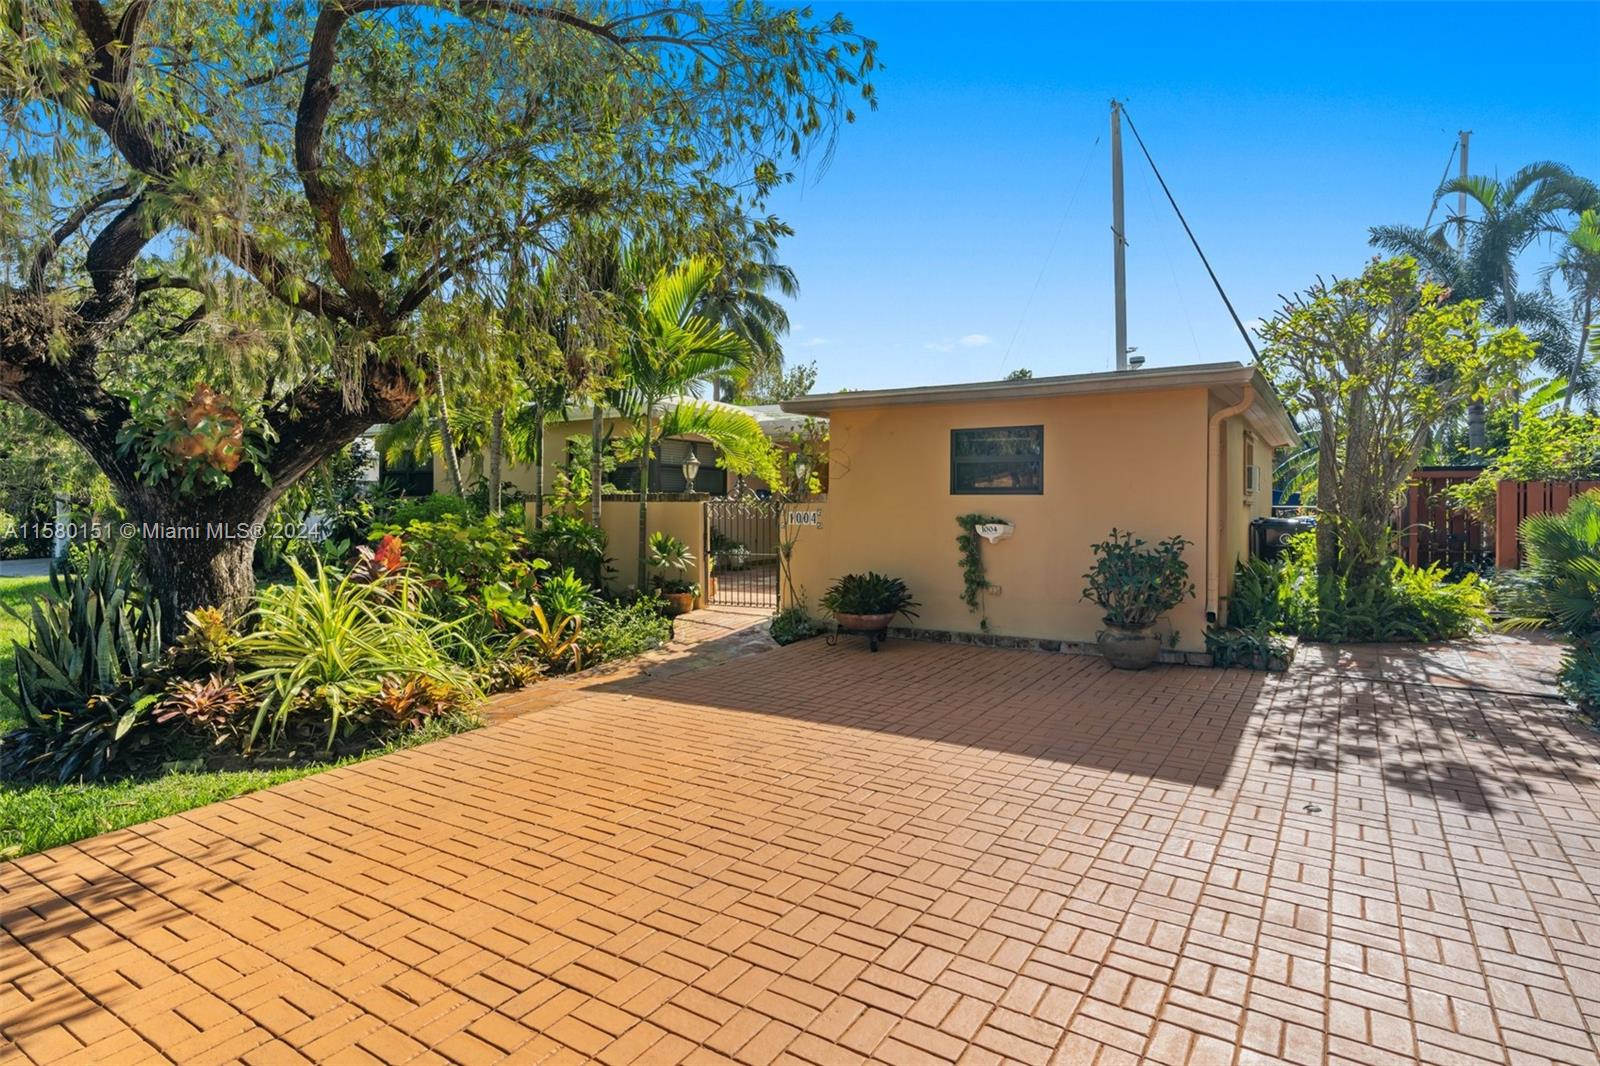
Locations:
798;336;831;348
960;334;993;348
924;340;954;352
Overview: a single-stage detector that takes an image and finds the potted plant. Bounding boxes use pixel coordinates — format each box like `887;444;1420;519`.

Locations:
647;531;699;616
1081;530;1194;669
820;572;920;635
706;554;717;603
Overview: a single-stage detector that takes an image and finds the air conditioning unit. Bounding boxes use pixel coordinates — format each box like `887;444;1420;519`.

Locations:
1245;464;1262;494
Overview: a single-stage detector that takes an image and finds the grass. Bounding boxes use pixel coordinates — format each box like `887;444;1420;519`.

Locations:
0;714;479;859
0;574;49;733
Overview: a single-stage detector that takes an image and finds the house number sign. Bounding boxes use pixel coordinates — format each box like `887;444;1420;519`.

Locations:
784;509;824;528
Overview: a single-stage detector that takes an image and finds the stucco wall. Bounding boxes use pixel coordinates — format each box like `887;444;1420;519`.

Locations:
589;497;708;603
782;387;1223;652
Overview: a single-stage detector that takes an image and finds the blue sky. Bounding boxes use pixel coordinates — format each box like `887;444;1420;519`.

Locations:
763;2;1600;392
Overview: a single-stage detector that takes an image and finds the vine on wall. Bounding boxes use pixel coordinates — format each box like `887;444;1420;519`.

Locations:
956;513;1007;630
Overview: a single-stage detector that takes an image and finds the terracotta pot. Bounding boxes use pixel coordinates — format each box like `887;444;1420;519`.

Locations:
665;591;695;616
706;576;718;603
834;612;894;632
1098;623;1160;670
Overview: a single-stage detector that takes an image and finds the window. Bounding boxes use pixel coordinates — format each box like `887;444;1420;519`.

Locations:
950;426;1043;494
614;438;728;495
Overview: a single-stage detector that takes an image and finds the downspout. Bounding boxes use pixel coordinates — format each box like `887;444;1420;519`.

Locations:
1205;385;1255;624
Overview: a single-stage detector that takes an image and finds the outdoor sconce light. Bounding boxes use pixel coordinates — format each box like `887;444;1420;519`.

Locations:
793;458;811;488
682;446;701;491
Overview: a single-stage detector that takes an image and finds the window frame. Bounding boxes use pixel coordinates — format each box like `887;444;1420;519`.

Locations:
949;424;1045;496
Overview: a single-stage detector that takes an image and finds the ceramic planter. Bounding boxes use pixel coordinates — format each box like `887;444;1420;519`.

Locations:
665;591;695;616
1098;623;1160;670
833;612;894;632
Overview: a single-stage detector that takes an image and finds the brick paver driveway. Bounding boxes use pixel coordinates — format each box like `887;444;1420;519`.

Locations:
4;636;1598;1065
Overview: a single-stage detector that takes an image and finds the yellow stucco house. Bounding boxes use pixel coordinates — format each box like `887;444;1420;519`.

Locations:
776;361;1296;656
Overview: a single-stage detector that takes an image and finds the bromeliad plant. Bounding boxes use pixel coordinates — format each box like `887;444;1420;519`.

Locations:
237;559;479;751
819;572;920;620
1081;530;1195;630
511;601;583;673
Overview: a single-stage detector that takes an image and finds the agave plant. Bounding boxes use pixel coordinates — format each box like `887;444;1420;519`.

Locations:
1;547;165;782
8;547;164;722
237;559;478;750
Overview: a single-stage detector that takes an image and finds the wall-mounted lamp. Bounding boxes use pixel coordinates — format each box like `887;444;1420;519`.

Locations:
792;458;811;490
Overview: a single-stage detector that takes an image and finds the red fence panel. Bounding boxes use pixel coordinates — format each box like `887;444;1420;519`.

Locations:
1495;479;1600;568
1398;467;1489;570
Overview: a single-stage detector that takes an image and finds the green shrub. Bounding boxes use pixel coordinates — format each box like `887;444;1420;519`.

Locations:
390;492;476;527
770;605;822;645
647;532;698;594
577;598;672;663
1224;557;1286;630
820;572;919;619
0;548;167;782
237;559;479;750
538;568;595;620
1516;490;1600;712
1081;530;1193;629
530;514;609;586
1559;641;1600;717
1277;532;1486;642
1205;625;1291;670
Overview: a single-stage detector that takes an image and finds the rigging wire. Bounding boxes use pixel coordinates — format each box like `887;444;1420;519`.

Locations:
1119;106;1260;362
999;132;1101;371
1136;156;1204;363
1420;137;1459;233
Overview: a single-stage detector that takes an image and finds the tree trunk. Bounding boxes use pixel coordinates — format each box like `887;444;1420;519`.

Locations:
118;483;272;632
1566;293;1593;413
434;360;465;497
1466;401;1487;451
1314;422;1339;576
637;412;652;591
487;405;505;514
532;401;545;526
590;406;603;526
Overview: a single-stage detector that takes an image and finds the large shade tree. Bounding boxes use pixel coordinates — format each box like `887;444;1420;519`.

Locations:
1259;257;1532;582
0;0;875;621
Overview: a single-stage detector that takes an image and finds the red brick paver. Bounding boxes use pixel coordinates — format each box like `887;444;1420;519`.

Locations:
4;636;1598;1065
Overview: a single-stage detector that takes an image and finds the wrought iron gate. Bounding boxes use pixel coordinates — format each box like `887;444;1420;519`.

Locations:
706;497;781;609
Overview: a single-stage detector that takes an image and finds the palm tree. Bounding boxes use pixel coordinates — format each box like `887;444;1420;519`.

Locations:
1544;209;1600;411
1371;161;1586;446
611;257;761;589
696;227;799;402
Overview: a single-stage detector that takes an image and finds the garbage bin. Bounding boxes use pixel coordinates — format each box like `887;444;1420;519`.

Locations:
1251;515;1315;560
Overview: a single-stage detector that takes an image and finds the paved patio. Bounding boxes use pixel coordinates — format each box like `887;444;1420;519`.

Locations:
3;631;1598;1065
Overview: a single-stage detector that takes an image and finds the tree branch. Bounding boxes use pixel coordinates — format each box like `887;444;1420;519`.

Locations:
27;183;134;292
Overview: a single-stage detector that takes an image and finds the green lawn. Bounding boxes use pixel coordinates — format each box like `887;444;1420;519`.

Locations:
0;715;477;859
0;574;49;733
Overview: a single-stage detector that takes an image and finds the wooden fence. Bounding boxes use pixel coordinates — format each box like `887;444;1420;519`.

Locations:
1494;479;1600;568
1399;467;1490;571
